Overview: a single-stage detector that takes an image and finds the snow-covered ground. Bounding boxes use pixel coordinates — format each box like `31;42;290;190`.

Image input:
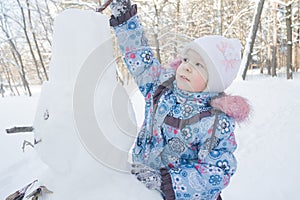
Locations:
1;73;300;200
225;73;300;200
0;86;41;171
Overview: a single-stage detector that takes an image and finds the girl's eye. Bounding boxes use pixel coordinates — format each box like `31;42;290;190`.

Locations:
183;58;188;63
196;63;204;68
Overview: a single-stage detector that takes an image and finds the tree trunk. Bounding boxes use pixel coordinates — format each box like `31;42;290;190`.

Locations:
173;0;180;57
259;21;264;73
153;1;161;63
241;0;265;80
266;0;271;74
0;74;4;97
286;3;293;79
293;1;300;72
26;0;49;81
296;27;300;72
12;50;32;96
0;18;32;96
9;68;20;96
44;0;55;32
1;61;16;96
271;2;277;77
35;0;52;46
218;0;223;35
16;0;43;84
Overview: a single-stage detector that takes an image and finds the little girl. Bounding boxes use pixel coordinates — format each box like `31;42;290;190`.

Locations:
102;1;250;199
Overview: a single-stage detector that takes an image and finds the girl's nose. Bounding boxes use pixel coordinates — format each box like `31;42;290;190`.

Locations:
183;63;192;72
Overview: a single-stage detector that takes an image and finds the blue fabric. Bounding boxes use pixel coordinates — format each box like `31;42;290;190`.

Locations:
113;15;237;200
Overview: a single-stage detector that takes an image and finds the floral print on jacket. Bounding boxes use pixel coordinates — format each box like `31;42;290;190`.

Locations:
113;15;237;200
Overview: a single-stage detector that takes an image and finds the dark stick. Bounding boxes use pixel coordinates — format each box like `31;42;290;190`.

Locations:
96;0;113;12
6;126;34;134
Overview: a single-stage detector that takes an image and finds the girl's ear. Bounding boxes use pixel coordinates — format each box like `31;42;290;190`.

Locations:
169;55;182;70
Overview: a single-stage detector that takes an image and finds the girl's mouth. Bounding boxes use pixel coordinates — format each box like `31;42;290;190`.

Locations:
180;75;190;82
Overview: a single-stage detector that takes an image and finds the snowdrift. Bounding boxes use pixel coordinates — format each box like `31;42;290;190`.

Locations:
1;9;161;200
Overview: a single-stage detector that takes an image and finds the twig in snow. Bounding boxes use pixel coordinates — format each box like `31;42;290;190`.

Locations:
6;126;34;134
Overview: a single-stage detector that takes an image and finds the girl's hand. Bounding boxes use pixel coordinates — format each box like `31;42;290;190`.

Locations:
131;163;162;191
96;0;131;16
110;0;132;17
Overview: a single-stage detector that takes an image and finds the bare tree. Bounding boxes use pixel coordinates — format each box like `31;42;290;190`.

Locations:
271;2;278;77
295;1;300;72
0;72;4;97
26;0;49;81
1;0;298;94
152;0;167;63
266;0;272;74
241;0;265;80
1;58;17;96
35;0;53;47
0;8;32;96
16;0;43;83
286;1;293;79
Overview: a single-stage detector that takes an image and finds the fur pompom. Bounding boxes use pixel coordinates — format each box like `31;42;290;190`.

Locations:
210;94;250;123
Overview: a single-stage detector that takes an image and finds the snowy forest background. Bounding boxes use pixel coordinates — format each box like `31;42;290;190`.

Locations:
0;0;299;97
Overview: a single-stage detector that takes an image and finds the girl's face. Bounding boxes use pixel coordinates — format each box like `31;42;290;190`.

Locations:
175;49;208;92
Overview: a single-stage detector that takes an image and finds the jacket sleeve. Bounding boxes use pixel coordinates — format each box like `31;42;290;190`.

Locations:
163;114;237;199
112;14;175;97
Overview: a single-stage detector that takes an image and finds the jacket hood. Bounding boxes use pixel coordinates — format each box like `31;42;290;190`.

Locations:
210;94;250;123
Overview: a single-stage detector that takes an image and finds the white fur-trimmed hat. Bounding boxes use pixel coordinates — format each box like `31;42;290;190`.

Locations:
182;35;242;93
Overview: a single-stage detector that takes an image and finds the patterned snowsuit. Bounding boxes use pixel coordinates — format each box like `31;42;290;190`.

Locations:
113;15;237;200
